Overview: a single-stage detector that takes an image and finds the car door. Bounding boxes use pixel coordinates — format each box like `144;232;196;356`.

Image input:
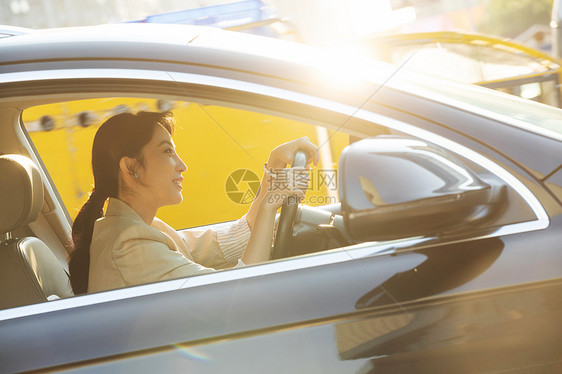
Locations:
1;46;561;373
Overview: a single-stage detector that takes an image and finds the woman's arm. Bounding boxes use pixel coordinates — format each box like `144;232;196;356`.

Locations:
245;137;319;231
151;217;195;260
242;137;319;264
154;137;319;267
152;217;248;268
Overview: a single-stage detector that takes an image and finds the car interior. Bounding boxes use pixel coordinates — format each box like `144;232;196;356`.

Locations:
0;154;73;309
0;93;364;310
0;88;535;312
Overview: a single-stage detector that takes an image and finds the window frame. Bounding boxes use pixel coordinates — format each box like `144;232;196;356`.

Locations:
2;67;550;316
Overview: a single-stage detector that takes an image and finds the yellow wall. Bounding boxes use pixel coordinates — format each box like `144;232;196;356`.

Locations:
24;98;347;229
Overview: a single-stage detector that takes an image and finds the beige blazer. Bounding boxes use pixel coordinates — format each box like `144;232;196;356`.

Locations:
88;198;250;293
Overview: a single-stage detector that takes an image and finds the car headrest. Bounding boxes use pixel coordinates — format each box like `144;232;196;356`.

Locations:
0;155;44;235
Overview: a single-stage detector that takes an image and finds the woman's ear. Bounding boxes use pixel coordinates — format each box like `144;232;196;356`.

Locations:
119;156;139;181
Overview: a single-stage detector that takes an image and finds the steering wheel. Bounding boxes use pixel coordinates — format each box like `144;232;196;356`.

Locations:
271;150;308;259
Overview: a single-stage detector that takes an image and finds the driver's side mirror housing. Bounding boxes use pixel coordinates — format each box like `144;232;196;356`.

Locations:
339;136;506;241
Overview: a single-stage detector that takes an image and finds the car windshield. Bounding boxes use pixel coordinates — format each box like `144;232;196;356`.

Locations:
391;69;562;140
206;31;562;140
387;42;555;83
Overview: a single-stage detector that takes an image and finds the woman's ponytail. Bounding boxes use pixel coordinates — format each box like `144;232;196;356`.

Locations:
69;189;106;294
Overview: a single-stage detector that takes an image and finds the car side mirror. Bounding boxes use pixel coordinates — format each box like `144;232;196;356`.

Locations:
339;136;506;241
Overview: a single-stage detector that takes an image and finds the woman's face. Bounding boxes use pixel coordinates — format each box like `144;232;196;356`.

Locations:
135;124;187;207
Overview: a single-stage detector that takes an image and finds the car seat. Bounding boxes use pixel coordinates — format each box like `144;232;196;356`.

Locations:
0;154;73;310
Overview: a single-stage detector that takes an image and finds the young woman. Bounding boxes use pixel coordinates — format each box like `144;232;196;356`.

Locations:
69;111;318;294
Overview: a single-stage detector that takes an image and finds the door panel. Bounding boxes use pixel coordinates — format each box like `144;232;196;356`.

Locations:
54;279;562;373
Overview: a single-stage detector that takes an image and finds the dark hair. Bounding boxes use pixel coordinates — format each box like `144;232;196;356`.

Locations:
69;111;175;294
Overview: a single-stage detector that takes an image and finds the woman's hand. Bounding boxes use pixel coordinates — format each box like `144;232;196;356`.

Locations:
242;165;310;264
262;137;318;211
245;137;318;231
242;137;318;264
262;166;310;211
266;137;319;170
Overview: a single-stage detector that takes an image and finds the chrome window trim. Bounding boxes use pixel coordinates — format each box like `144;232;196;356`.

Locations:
0;68;549;320
0;69;173;84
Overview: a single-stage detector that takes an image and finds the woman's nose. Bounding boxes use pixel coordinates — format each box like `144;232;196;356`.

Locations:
176;155;187;172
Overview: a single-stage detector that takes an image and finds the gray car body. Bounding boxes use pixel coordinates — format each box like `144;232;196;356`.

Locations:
0;24;561;373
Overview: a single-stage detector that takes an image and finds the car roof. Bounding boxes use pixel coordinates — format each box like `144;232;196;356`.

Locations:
0;23;397;85
0;23;327;64
0;25;34;38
